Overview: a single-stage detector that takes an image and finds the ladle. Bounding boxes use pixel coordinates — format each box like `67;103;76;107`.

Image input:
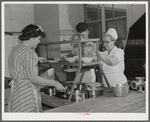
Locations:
124;80;131;85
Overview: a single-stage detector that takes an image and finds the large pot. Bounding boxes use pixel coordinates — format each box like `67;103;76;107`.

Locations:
112;84;129;97
75;83;86;91
44;86;56;96
63;83;72;92
55;92;69;99
85;82;103;98
71;90;86;102
86;87;103;98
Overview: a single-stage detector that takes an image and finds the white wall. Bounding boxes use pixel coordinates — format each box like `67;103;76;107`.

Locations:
59;4;84;30
34;4;61;58
127;4;146;30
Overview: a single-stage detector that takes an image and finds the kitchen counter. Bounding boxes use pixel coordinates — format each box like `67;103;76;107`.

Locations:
43;90;146;113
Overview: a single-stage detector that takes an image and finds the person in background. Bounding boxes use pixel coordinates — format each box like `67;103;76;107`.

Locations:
67;22;96;83
99;28;127;87
8;24;65;112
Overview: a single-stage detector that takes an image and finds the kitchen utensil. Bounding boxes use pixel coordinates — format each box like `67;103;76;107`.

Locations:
53;58;61;62
47;58;61;63
88;87;103;98
75;83;86;91
135;77;145;83
85;82;103;98
131;77;145;90
63;83;72;92
55;91;69;99
124;80;131;85
65;57;77;63
86;82;102;88
112;84;129;97
44;86;56;96
82;57;94;63
71;90;86;102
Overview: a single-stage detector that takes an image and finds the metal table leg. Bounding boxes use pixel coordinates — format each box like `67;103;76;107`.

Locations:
98;64;112;92
48;64;60;82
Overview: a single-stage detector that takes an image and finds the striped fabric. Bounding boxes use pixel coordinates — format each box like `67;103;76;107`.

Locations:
9;79;37;112
8;44;42;112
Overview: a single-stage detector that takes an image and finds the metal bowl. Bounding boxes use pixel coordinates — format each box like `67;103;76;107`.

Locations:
112;84;129;97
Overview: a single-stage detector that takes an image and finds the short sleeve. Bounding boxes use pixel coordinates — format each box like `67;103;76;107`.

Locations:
113;49;124;62
25;51;38;78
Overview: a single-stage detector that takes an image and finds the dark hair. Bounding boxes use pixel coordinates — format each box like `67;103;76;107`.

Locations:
76;22;88;33
18;24;46;41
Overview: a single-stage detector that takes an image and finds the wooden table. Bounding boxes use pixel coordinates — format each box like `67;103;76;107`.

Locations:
42;90;146;113
41;93;71;108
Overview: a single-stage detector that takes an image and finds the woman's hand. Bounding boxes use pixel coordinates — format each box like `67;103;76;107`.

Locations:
99;51;119;66
38;57;47;63
55;81;66;92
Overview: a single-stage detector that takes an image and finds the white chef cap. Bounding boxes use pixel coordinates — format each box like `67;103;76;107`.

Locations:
106;28;118;40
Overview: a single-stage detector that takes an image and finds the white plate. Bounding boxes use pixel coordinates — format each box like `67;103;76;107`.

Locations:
64;68;78;72
47;60;59;63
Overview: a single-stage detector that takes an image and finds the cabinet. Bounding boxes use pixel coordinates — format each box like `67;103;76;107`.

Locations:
5;35;19;77
5;4;34;32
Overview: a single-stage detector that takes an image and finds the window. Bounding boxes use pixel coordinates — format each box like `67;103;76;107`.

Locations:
84;4;127;48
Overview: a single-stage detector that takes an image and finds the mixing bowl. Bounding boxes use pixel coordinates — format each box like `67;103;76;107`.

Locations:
82;57;94;63
66;57;77;63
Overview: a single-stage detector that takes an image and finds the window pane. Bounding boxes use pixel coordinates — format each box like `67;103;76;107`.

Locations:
105;4;114;19
88;22;102;39
105;4;127;19
85;4;101;21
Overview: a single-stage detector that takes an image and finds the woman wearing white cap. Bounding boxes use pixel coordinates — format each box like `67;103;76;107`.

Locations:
99;28;127;87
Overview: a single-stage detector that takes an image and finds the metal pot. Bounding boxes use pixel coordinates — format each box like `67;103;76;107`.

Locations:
44;86;56;96
87;87;103;98
112;84;129;97
88;88;103;98
85;82;102;89
55;92;69;99
75;83;86;91
85;82;103;98
71;90;86;102
62;82;73;92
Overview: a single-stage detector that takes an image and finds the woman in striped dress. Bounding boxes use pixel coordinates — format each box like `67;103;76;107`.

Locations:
8;24;65;112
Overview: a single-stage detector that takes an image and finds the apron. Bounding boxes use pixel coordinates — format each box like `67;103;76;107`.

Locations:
8;78;42;112
102;73;127;87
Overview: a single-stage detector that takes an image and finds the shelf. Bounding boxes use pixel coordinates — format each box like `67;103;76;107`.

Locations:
39;61;101;68
39;38;111;103
39;38;100;46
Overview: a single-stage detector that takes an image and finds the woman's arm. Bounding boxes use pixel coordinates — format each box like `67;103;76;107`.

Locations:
38;57;47;63
29;76;65;92
99;51;119;66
